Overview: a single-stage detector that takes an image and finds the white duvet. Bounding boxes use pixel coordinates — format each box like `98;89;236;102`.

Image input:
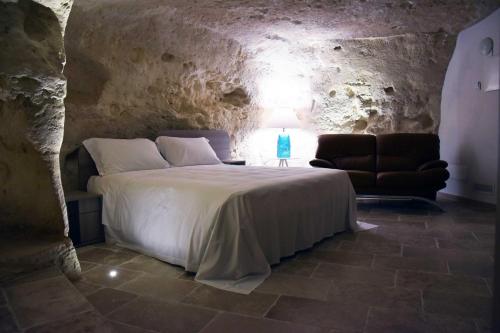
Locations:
88;165;358;293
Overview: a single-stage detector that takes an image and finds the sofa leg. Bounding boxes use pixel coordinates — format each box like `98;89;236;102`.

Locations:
356;194;444;212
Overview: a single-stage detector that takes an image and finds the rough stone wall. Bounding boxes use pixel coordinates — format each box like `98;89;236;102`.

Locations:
0;0;72;236
63;2;258;188
62;0;499;182
308;32;455;134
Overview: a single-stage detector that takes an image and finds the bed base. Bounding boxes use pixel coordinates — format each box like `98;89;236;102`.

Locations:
356;194;444;212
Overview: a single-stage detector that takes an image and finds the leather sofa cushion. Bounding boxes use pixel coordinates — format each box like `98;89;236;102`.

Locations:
316;134;376;172
377;134;440;172
309;158;336;168
377;169;450;189
347;170;376;188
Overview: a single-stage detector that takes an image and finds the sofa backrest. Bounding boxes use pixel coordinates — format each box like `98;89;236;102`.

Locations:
316;134;376;171
376;133;440;172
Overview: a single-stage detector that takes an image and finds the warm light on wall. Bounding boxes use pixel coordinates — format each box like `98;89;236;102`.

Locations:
254;45;313;110
250;45;316;166
258;75;312;109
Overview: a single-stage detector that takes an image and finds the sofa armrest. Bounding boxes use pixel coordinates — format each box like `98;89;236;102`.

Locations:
309;158;336;169
418;160;448;172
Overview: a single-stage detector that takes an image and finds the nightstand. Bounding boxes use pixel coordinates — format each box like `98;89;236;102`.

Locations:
65;191;104;247
222;160;246;166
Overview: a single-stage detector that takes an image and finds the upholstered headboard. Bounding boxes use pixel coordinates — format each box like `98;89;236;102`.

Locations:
77;129;231;191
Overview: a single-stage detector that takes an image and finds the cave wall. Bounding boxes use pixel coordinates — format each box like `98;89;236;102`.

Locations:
0;0;72;236
63;1;257;188
440;9;500;204
307;32;455;134
62;0;499;185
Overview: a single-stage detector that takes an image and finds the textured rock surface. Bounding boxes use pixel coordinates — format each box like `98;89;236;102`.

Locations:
308;32;455;134
0;0;79;277
0;0;72;235
62;0;498;184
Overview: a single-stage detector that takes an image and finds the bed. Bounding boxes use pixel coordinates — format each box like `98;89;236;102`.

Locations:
79;130;360;293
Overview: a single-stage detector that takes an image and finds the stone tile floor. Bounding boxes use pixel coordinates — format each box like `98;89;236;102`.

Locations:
1;196;496;332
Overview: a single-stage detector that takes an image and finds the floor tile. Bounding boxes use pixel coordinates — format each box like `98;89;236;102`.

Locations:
7;276;80;307
360;217;427;228
5;271;92;329
266;295;368;331
402;245;491;261
312;238;343;252
79;261;99;273
0;306;19;332
452;216;495;225
255;273;331;301
119;255;184;278
357;229;437;248
24;310;113;333
423;290;492;320
338;239;402;256
455;227;495;242
108;296;216;333
272;259;318;277
297;250;373;267
183;285;277;316
118;274;198;302
331;231;358;242
327;282;422;312
201;312;325;333
365;307;477;333
396;270;491;296
373;255;448;273
474;319;492;333
82;265;142;288
78;248;139;266
312;263;395;287
86;288;137;315
0;289;6;305
6;267;62;287
71;278;103;296
447;255;494;278
473;231;495;242
437;238;494;253
11;291;92;329
108;320;159;333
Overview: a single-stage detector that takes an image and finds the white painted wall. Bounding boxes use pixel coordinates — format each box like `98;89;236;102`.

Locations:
440;9;500;204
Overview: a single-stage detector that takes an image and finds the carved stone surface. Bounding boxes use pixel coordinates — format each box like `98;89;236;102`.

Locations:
0;0;73;235
0;0;79;279
62;0;498;179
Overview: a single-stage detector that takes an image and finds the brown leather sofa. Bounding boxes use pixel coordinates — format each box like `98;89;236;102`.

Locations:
309;133;450;200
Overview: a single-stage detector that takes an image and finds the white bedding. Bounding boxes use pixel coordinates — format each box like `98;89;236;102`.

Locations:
88;165;358;293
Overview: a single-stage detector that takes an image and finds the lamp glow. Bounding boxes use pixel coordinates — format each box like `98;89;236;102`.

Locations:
108;270;118;278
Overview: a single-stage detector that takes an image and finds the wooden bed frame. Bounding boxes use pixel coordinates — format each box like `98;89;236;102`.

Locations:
77;129;231;191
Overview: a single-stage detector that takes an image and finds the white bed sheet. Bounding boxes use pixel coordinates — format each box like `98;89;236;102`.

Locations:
88;165;358;293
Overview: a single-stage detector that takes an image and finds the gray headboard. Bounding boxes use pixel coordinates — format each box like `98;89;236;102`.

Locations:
78;129;231;191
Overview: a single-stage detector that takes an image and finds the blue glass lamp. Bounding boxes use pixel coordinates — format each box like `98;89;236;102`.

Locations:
265;108;300;167
277;130;291;159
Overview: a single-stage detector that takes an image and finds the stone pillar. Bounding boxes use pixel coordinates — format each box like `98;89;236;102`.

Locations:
0;0;79;279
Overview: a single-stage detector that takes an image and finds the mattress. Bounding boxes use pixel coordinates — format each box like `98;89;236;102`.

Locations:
88;164;358;293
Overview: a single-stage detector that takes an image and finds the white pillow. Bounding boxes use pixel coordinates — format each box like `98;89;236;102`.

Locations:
155;136;221;167
83;138;170;176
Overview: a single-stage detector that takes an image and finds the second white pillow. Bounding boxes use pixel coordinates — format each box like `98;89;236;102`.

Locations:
156;136;222;167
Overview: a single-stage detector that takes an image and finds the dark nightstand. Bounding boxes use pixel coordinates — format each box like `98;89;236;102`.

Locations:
65;191;104;247
222;160;246;166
